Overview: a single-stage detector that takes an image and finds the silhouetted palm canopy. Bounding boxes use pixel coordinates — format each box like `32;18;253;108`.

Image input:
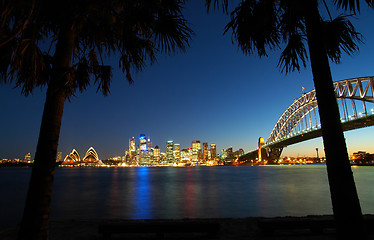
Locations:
206;0;365;72
1;0;192;96
206;0;373;239
0;1;192;240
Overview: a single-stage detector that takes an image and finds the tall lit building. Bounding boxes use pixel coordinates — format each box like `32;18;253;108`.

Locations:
203;142;209;161
139;134;149;165
192;140;201;163
154;145;161;159
129;137;136;158
139;134;147;151
180;149;189;162
173;143;180;163
147;136;152;150
210;144;217;159
166;141;174;164
221;149;227;159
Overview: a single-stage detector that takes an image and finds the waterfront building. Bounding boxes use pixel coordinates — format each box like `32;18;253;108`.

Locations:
180;149;190;164
166;141;174;164
129;137;136;158
62;147;102;166
221;149;227;160
63;149;80;165
81;147;102;166
24;153;31;162
173;144;180;164
154;145;161;159
139;134;149;165
192;140;201;163
147;137;152;150
139;134;147;151
235;148;244;157
210;144;217;159
203;142;209;161
226;147;234;162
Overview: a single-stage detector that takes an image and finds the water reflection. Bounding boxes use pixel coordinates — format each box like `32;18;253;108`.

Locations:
132;167;151;219
183;167;197;217
108;168;119;217
4;165;374;228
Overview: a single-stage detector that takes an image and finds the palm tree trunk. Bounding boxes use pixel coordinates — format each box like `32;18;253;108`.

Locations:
18;27;74;240
303;0;366;238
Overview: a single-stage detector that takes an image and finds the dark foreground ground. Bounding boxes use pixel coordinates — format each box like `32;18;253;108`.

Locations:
1;215;374;240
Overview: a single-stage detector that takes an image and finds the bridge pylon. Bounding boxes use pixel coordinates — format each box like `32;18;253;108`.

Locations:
259;137;283;164
258;137;265;162
265;147;283;163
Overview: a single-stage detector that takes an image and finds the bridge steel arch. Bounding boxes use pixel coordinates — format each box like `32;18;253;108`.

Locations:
267;77;374;146
258;77;374;162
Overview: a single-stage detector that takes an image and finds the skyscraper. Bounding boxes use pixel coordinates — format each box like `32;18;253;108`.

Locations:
154;145;161;159
166;141;174;164
203;142;209;161
210;143;217;160
173;143;180;164
147;136;152;149
129;137;136;159
139;134;149;165
139;134;147;151
192;140;201;163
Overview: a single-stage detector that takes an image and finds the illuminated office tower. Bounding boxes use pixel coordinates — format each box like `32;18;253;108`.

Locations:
180;149;189;162
166;141;174;164
203;142;209;161
192;140;201;163
139;134;149;165
147;136;152;149
154;145;161;160
221;149;227;159
210;144;217;159
173;144;180;163
129;137;136;151
139;134;147;151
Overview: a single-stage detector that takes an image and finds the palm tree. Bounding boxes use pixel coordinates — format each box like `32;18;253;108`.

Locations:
0;1;192;239
206;0;372;238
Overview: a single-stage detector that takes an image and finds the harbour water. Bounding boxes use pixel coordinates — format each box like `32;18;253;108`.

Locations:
1;164;374;229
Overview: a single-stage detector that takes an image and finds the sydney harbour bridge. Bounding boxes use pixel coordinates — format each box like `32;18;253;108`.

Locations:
240;76;374;163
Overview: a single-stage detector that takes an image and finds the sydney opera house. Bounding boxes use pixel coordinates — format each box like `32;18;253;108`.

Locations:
62;147;103;166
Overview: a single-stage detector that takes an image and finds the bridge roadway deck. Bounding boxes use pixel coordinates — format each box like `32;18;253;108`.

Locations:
265;114;374;149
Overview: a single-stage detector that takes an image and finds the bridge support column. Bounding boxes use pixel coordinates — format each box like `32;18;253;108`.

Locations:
258;137;265;162
265;147;283;164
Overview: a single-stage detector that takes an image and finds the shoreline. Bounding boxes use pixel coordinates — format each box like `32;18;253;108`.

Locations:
2;215;374;239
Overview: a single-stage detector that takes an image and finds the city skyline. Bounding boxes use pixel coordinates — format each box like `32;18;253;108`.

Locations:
1;2;374;160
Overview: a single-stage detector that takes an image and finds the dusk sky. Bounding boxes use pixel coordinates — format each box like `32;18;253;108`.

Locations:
1;1;374;160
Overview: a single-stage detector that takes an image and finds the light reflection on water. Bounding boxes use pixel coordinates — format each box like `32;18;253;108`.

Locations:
1;165;374;229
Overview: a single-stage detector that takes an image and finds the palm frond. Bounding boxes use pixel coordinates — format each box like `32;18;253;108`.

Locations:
153;13;193;54
205;0;229;13
10;39;51;95
225;0;280;57
321;15;362;63
334;0;374;12
94;65;112;96
1;0;193;96
278;33;308;73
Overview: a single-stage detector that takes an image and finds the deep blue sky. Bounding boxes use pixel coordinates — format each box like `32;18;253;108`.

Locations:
1;1;374;160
